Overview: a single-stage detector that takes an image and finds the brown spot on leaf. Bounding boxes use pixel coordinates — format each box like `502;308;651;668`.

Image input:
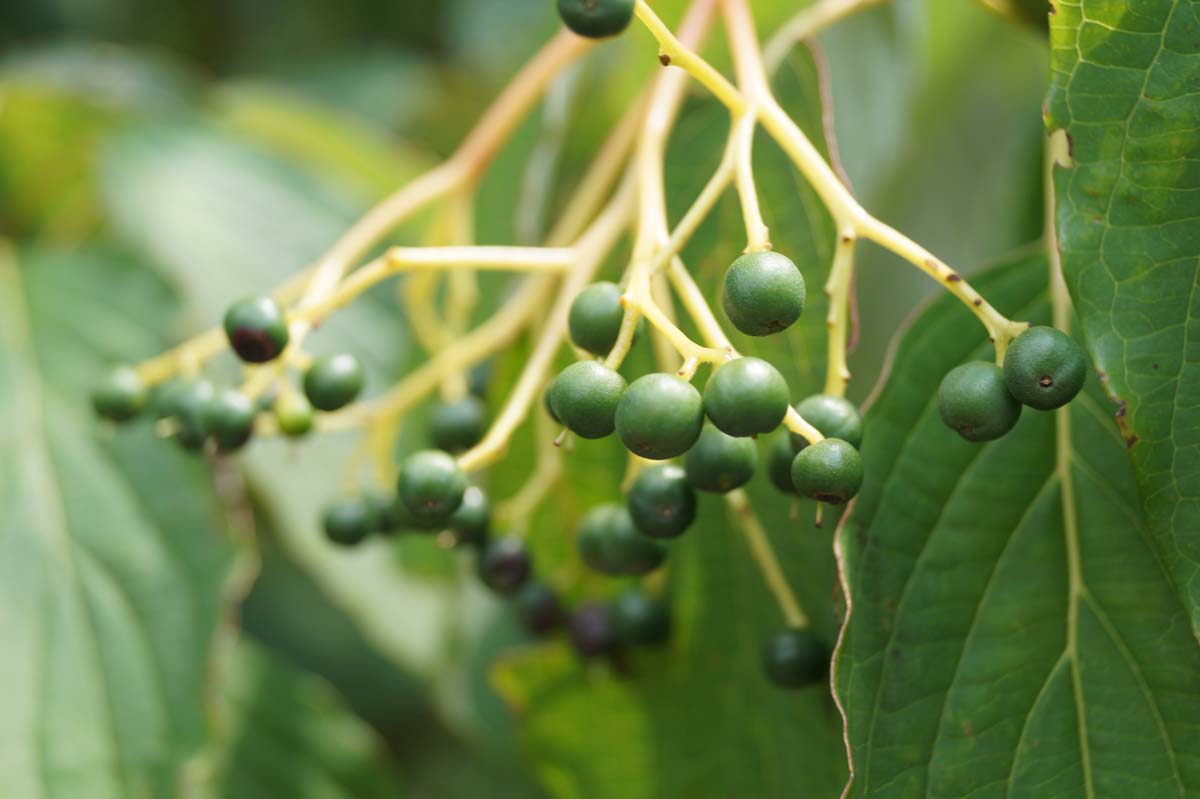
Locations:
1115;400;1127;419
1126;434;1139;449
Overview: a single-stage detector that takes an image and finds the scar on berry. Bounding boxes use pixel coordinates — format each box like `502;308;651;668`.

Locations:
1039;375;1054;387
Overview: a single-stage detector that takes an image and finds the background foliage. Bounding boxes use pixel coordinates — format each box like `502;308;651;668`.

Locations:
3;1;1194;797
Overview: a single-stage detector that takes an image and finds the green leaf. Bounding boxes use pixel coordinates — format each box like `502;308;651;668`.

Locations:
1046;0;1200;634
0;245;238;796
490;50;847;799
195;639;407;799
834;252;1200;798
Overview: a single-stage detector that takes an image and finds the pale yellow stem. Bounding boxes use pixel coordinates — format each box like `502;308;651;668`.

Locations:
732;109;771;251
726;489;808;629
824;227;856;396
762;0;888;72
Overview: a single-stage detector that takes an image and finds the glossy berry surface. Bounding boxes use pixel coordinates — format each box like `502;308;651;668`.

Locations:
448;485;490;547
722;251;806;337
550;360;626;439
762;628;828;688
92;366;147;423
568;281;625;356
323;498;374;547
556;0;635;39
303;353;364;412
790;394;863;451
790;437;863;505
611;589;670;647
1003;326;1088;410
174;380;215;451
568;603;618;658
429;396;488;453
224;296;289;364
203;388;256;452
273;391;314;437
615;373;704;460
767;433;799;494
684;426;757;493
938;361;1021;442
396;449;468;525
626;464;696;538
577;504;667;576
477;536;532;595
515;582;563;636
703;357;789;437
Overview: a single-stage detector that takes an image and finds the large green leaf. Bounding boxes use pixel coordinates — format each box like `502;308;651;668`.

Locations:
194;639;407;799
490;50;847;799
834;253;1200;798
1046;1;1200;631
0;245;238;797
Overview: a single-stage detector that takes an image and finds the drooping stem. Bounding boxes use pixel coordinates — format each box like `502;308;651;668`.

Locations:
726;489;809;629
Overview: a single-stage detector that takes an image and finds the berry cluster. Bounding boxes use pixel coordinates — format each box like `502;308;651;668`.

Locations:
937;326;1087;441
92;296;364;451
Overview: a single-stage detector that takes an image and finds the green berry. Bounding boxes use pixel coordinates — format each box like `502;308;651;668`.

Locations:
449;485;490;547
767;433;799;495
568;281;625;356
366;491;406;535
762;628;828;688
1003;326;1088;410
92;366;147;423
543;382;561;423
429;396;488;453
611;589;670;647
151;379;190;420
224;296;289;364
685;426;757;493
174;380;215;451
703;357;789;437
790;394;863;451
468;359;492;399
556;0;635;38
938;361;1022;442
515;582;562;636
274;391;314;437
577;504;667;576
615;373;704;460
303;353;364;412
790;438;864;505
323;498;374;547
550;360;626;439
722;251;806;336
478;536;532;595
396;449;468;526
626;464;696;539
203;389;256;452
568;603;617;658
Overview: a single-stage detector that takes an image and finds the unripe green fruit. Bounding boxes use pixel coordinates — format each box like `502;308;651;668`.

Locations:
626;464;696;538
790;437;863;505
722;251;806;336
303;353;364;412
577;504;667;576
478;536;532;595
92;366;147;423
790;394;863;451
762;628;827;688
569;603;617;658
550;360;626;439
515;582;562;636
684;426;757;493
449;485;490;547
703;357;790;437
568;281;625;356
556;0;635;38
543;382;561;423
366;491;406;535
429;396;488;453
767;433;799;494
938;361;1021;442
323;498;374;547
203;388;256;452
224;296;289;363
273;391;314;437
174;380;215;451
396;449;468;526
615;373;704;460
611;589;670;647
1003;326;1088;410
